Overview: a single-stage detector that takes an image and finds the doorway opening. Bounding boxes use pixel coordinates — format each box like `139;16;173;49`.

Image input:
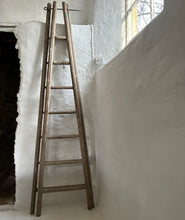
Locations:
0;32;20;205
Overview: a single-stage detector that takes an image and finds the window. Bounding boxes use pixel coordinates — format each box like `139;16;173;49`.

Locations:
123;0;164;46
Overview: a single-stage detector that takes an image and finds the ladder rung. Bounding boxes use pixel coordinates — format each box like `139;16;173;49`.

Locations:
40;159;82;166
55;35;67;40
51;86;73;89
53;61;70;65
48;111;76;114
42;184;86;193
46;134;80;139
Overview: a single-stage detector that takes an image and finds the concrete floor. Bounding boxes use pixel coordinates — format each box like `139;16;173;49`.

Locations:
0;202;104;220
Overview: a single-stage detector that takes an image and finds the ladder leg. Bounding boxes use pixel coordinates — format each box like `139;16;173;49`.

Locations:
68;10;94;210
30;3;51;215
62;2;95;209
36;1;57;216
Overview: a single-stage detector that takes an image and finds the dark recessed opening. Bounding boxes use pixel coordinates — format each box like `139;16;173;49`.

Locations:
0;32;20;205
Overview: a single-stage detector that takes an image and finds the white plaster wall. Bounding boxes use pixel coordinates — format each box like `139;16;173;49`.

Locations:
93;0;124;65
0;0;93;25
95;0;185;219
13;22;95;209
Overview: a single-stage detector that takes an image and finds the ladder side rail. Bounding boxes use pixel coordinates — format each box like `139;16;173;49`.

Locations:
30;3;51;215
62;2;94;209
67;6;94;209
66;6;94;209
36;1;57;216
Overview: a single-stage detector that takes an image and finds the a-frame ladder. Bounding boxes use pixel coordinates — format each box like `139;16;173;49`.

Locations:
30;1;94;216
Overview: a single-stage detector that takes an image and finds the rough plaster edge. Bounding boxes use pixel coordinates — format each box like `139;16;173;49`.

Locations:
12;21;44;210
4;22;40;210
13;26;24;211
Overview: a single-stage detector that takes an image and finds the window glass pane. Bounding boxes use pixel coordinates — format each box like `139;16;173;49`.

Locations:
124;0;164;45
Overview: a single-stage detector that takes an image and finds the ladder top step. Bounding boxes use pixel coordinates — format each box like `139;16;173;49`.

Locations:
41;184;86;193
55;35;67;40
40;159;82;166
48;111;76;114
46;134;80;139
53;61;70;65
50;86;73;89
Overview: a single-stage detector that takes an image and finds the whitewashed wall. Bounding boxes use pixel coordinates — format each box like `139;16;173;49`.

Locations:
0;0;93;25
13;22;95;209
93;0;124;65
95;0;185;219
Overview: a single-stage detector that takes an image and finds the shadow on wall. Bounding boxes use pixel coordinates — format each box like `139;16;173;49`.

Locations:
95;0;185;219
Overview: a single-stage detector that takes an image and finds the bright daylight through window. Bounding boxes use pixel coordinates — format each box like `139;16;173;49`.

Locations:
123;0;164;45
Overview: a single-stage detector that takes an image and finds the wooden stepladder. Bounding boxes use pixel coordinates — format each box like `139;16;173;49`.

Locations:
30;1;94;216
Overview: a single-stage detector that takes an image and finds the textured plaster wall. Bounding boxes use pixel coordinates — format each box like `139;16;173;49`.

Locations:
93;0;125;65
95;0;185;219
0;0;93;25
13;22;95;209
